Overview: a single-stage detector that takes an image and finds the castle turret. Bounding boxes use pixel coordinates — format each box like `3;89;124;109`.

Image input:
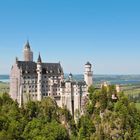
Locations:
84;62;93;87
37;53;42;101
68;73;73;81
23;40;33;61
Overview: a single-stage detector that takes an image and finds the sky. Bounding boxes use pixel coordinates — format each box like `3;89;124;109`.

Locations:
0;0;140;74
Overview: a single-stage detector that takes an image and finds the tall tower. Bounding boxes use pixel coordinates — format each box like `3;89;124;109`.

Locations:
37;53;42;101
23;40;33;61
65;81;73;115
84;62;93;87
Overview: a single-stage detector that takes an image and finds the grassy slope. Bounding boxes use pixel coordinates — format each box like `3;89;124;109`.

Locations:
0;82;9;94
122;84;140;110
122;84;140;95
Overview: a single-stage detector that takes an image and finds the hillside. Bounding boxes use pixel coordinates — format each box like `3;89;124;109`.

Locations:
0;82;9;94
0;86;140;139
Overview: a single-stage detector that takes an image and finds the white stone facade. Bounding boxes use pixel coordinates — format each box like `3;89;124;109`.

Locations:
9;41;93;118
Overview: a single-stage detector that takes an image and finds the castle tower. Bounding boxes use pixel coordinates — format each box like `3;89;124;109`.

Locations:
23;40;33;61
84;62;93;87
50;77;54;97
65;81;73;115
74;84;81;121
37;53;42;101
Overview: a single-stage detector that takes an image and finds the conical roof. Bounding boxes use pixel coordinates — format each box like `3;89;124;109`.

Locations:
85;61;91;66
37;53;42;63
24;40;30;50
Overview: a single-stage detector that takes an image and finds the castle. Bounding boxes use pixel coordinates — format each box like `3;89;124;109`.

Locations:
10;41;93;118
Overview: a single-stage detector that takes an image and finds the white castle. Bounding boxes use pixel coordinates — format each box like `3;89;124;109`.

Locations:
9;41;93;118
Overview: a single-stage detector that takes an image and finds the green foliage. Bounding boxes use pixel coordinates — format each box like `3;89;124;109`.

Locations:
0;86;140;140
88;85;95;98
135;103;140;110
22;119;68;140
0;95;69;140
24;101;39;120
39;97;58;121
85;85;140;140
78;115;95;139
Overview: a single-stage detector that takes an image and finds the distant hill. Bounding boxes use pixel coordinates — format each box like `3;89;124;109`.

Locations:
65;74;140;85
1;74;140;85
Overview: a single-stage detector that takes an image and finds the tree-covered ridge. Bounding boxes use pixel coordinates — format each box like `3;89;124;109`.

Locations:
0;85;140;140
0;94;71;140
84;85;140;140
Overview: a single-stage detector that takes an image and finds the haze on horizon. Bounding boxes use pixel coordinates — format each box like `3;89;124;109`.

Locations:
0;0;140;75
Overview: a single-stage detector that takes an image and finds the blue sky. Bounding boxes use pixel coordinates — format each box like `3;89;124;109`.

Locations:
0;0;140;74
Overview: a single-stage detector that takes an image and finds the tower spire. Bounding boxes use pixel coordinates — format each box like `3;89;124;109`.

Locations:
37;52;42;63
24;40;30;50
37;52;42;101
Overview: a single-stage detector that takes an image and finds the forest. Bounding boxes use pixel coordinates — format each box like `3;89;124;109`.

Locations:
0;85;140;140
